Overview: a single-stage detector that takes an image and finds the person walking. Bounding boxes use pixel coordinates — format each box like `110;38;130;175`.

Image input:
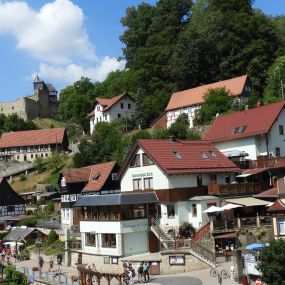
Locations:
57;258;62;275
137;262;144;283
143;261;150;283
48;258;54;272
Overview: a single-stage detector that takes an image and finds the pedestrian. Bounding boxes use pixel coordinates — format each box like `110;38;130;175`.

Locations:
137;262;144;283
57;258;62;275
39;256;44;272
49;258;54;272
143;261;150;283
128;263;135;285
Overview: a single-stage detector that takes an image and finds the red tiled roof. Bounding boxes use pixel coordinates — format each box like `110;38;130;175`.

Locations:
267;199;285;212
255;187;278;197
166;75;248;111
241;168;269;176
62;166;92;183
82;161;117;192
0;128;66;148
203;101;285;142
119;139;240;177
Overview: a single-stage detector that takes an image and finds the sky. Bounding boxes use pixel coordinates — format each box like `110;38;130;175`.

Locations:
0;0;284;102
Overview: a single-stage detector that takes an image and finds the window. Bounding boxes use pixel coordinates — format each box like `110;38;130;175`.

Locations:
208;150;217;158
192;204;197;217
104;115;107;121
279;125;284;135
7;206;15;212
276;147;281;157
133;179;142;190
12;106;14;110
118;114;121;118
85;233;96;246
130;154;141;167
225;175;230;184
31;154;33;159
172;150;182;160
157;205;162;219
197;175;203;187
111;173;117;180
102;234;116;247
200;152;209;159
93;172;101;182
278;218;285;235
45;153;48;157
232;127;239;134
144;177;153;189
142;153;154;166
238;126;247;133
128;103;131;109
167;205;175;218
120;103;124;109
210;174;217;183
97;106;100;111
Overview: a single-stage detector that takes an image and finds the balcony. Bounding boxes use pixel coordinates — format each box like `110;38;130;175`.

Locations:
208;182;267;196
252;156;285;168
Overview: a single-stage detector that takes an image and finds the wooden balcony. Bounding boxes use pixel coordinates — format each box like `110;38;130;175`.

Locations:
208;182;267;196
252;156;285;168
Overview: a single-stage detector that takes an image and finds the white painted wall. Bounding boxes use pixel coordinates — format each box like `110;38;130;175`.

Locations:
123;232;148;256
268;109;285;157
214;136;258;160
167;105;201;128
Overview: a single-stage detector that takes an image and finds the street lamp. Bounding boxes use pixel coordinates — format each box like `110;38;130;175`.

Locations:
35;238;42;259
210;268;230;285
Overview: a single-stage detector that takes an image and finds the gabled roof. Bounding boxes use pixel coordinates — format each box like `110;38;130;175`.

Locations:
88;93;134;117
82;161;117;192
166;75;248;111
267;198;285;212
0;128;66;148
62;166;92;183
254;187;278;198
118;139;240;178
203;101;285;143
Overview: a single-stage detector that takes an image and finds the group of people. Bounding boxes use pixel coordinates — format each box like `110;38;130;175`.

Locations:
38;256;62;276
1;248;19;264
123;261;150;284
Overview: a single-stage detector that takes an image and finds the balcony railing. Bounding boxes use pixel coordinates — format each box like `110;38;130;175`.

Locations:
36;219;61;229
252;156;285;168
208;182;267;196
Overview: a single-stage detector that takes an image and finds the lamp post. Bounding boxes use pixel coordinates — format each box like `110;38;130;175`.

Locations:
35;238;42;261
210;268;230;285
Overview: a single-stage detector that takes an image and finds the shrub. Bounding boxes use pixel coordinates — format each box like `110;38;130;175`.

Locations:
18;218;37;227
19;173;27;181
179;222;196;239
47;229;58;244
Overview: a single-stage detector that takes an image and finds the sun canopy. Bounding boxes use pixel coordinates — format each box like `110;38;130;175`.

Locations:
225;197;270;207
221;203;243;210
236;174;251;178
245;243;266;250
203;206;223;213
222;150;249;158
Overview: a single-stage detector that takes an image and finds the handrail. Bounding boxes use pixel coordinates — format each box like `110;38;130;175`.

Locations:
191;222;210;242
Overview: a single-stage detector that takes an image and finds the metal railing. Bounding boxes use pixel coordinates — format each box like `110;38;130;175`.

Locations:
36;219;62;229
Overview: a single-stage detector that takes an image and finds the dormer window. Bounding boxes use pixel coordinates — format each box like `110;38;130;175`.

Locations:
200;152;209;159
172;150;182;160
208;150;217;158
93;172;101;182
142;153;154;166
130;154;141;167
238;126;247;133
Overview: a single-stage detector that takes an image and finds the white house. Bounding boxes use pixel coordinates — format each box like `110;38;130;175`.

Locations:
117;138;240;233
166;75;250;128
88;93;135;134
204;101;285;161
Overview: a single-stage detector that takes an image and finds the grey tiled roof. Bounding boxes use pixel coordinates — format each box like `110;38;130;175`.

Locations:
3;227;35;242
74;192;158;207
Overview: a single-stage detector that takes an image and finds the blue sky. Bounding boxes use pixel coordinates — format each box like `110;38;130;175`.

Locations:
0;0;284;102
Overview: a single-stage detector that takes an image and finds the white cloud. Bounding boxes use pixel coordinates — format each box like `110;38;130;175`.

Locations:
0;0;96;64
33;57;126;84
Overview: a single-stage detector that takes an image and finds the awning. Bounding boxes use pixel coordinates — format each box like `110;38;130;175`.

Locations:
73;192;158;207
237;168;268;177
221;203;243;210
214;232;237;239
203;206;223;213
225;197;270;207
236;174;251;178
222;150;249;158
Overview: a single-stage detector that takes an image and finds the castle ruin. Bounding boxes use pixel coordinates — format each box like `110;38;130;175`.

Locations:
0;75;58;120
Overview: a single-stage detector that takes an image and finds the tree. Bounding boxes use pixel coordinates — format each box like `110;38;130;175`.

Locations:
263;56;285;104
46;152;63;171
168;114;189;139
194;87;233;125
4;265;28;285
179;222;196;238
257;239;285;285
47;229;59;245
274;16;285;56
46;201;54;214
34;158;46;173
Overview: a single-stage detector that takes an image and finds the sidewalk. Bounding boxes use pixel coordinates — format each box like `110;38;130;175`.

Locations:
13;258;239;285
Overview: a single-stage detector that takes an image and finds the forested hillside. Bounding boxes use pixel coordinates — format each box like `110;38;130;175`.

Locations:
57;0;285;131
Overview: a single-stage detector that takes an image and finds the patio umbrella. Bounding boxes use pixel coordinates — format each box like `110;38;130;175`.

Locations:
245;243;266;250
221;203;243;210
203;206;223;213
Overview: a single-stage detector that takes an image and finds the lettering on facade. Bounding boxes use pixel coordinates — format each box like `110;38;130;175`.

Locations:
121;220;148;233
132;172;153;178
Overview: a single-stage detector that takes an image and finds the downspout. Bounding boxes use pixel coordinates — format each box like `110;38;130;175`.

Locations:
265;133;269;158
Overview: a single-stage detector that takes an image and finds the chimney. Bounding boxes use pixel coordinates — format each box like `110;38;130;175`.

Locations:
169;135;177;143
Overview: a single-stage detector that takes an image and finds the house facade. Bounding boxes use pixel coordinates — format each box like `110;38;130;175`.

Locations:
204;101;285;160
166;75;250;128
118;139;240;233
0;128;69;162
60;162;120;229
88;93;135;134
0;178;25;229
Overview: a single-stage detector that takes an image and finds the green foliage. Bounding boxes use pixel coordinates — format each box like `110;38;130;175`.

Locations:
0;114;36;136
19;173;27;181
274;16;285;56
42;240;64;256
34;158;47;173
46;151;63;171
257;239;285;285
47;229;58;245
179;222;196;238
18;218;37;227
46;201;54;214
194;87;233;125
4;265;28;285
168;114;189;139
263;56;285;104
0;231;8;240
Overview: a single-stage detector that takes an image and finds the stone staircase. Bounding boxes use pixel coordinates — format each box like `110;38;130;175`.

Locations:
150;218;216;267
